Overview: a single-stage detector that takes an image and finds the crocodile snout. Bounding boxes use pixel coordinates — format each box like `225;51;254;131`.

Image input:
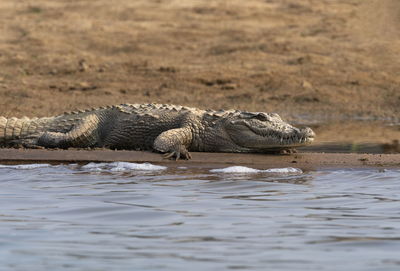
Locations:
299;127;316;141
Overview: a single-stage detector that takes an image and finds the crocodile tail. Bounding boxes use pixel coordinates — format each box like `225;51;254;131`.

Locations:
0;116;6;146
0;116;39;147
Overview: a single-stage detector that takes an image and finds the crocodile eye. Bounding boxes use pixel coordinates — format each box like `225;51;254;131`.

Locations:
254;113;270;121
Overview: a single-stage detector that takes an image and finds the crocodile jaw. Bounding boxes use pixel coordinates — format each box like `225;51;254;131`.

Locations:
225;120;315;151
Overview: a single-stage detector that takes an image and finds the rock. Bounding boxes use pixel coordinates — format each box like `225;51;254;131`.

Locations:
221;83;237;90
302;80;313;89
78;59;89;72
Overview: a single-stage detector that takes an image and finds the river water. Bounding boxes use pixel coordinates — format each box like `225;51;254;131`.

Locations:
0;162;400;271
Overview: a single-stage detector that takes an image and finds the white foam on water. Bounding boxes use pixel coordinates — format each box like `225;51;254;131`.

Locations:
210;166;302;174
0;164;52;170
210;166;260;173
265;167;302;173
81;162;167;172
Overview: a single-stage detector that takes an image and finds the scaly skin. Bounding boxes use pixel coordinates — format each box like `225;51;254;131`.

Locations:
0;103;315;159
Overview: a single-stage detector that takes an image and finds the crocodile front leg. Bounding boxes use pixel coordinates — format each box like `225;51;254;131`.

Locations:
153;127;193;160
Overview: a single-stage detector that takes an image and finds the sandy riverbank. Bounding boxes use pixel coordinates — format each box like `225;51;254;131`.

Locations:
0;0;399;145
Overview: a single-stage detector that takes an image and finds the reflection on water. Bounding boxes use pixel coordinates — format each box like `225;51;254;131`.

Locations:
302;121;400;154
1;163;400;271
302;141;400;154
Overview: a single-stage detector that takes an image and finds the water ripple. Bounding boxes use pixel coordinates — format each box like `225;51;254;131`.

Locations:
1;164;400;270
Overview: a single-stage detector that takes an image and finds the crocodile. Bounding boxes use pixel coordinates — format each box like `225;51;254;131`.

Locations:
0;103;315;159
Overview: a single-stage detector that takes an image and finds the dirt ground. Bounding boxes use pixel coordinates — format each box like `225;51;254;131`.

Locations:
0;0;399;144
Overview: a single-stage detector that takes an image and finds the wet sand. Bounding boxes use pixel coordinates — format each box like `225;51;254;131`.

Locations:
1;148;400;170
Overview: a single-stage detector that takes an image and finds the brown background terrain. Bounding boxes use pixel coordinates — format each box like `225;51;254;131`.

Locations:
0;0;399;145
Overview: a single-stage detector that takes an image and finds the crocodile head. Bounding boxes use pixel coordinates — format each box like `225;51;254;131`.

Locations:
223;111;315;152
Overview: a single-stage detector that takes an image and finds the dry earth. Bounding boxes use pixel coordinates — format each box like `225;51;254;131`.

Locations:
0;0;399;144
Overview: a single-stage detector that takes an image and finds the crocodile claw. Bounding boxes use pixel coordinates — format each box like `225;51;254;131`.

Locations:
162;145;192;160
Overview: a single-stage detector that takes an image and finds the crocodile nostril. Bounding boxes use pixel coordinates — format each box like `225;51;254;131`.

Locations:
300;127;315;138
